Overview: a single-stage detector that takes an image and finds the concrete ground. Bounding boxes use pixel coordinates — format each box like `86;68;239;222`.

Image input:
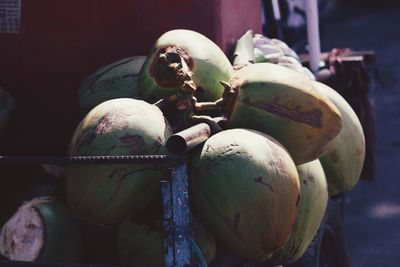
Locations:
319;2;400;266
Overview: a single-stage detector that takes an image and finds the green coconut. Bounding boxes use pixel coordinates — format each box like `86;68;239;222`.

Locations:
78;56;146;114
271;159;328;264
0;86;14;132
313;81;365;195
223;63;342;164
65;98;172;224
189;128;300;261
116;216;216;266
0;197;82;263
138;29;234;103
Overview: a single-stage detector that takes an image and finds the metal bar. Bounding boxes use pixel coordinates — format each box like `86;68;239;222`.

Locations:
0;155;180;165
305;0;321;73
171;160;191;266
271;0;281;21
167;123;211;155
299;50;375;65
161;179;174;267
191;239;208;267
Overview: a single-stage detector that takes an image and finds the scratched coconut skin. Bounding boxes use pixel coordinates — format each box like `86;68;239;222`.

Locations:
65;98;172;224
189;129;300;261
313;81;365;195
138;29;234;103
225;63;342;164
271;159;328;264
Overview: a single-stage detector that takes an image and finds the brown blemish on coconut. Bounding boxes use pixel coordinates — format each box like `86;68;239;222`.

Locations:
118;134;146;154
254;176;274;192
75;109;129;152
306;176;315;184
242;97;323;128
329;151;340;163
96;109;129;135
267;144;290;177
356;147;364;157
149;45;194;88
295;194;300;207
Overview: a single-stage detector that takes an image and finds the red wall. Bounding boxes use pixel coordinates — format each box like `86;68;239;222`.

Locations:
0;0;262;155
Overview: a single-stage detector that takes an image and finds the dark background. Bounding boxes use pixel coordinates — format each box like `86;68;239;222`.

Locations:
319;2;400;266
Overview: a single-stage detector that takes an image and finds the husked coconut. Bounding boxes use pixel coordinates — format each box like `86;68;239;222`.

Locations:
0;197;81;263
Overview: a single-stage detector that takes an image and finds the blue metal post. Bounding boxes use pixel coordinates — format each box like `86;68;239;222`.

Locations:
171;159;191;266
161;179;174;267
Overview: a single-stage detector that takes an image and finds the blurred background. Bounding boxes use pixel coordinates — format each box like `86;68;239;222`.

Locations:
319;2;400;267
268;1;400;266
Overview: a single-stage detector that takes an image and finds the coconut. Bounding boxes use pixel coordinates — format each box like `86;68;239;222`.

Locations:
138;29;234;103
223;63;342;164
313;81;365;195
271;159;328;264
116;216;216;266
78;56;146;114
0;197;81;263
65;98;172;224
189;128;300;261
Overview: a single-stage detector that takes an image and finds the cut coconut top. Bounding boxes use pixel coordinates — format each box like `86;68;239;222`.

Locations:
0;201;45;261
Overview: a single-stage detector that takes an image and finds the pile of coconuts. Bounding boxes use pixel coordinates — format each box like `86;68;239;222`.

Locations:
0;29;365;266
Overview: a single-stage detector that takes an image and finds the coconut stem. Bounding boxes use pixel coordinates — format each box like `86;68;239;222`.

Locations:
219;80;240;119
154;47;232;133
157;47;197;92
